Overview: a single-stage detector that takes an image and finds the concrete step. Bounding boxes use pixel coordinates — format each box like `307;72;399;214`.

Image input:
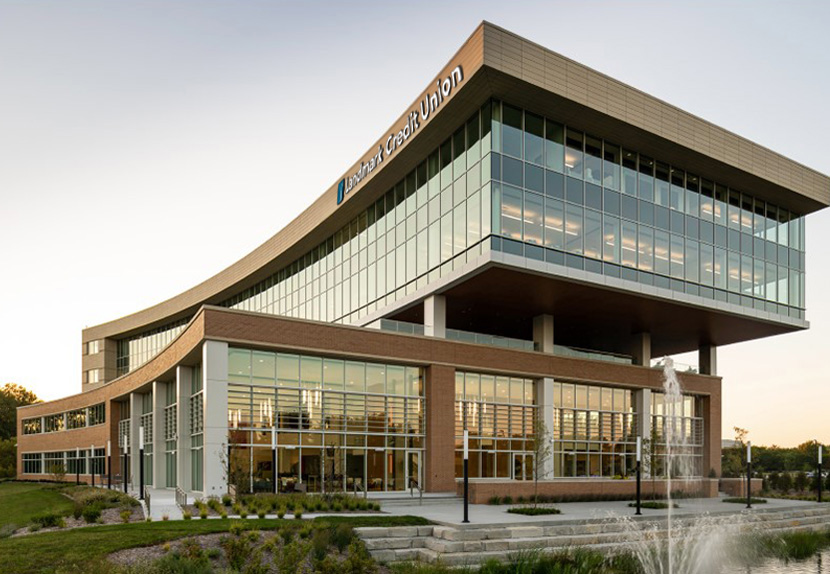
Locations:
359;504;830;565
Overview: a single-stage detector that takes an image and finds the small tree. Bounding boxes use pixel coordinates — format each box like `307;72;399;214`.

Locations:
778;472;793;493
529;417;552;507
48;461;67;483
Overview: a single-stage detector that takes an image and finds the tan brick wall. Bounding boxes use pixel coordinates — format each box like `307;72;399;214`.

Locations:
720;478;763;497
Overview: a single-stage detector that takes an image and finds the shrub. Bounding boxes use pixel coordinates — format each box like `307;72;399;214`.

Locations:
82;505;102;524
221;532;252;571
199;509;209;520
257;509;266;519
206;547;221;559
120;509;132;523
277;507;286;519
32;512;64;528
28;523;41;533
0;524;16;539
723;497;767;504
232;503;242;515
332;502;342;512
779;473;793;492
331;523;355;552
795;471;809;492
222;494;233;507
343;540;377;574
275;538;309;574
162;514;169;521
487;496;502;505
294;507;303;519
240;509;248;519
182;510;192;520
72;503;83;520
506;506;561;516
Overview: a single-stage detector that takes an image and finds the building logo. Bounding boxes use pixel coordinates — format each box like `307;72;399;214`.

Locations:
336;65;464;206
336;179;346;205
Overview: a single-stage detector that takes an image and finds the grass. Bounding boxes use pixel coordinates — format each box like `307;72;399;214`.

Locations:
0;482;75;529
722;497;767;504
0;513;429;574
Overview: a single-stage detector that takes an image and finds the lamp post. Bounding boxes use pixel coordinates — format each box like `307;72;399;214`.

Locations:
122;435;129;494
746;441;752;509
462;429;470;523
139;426;145;500
272;427;278;495
635;436;642;516
107;440;112;490
818;445;823;504
90;445;95;487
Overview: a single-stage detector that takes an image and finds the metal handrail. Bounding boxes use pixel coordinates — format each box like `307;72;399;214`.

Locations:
352;480;367;500
409;478;423;505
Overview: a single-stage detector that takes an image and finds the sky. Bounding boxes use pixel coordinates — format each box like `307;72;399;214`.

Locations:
0;1;828;447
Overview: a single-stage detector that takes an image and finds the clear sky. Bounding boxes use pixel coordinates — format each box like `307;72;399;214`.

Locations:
1;1;828;447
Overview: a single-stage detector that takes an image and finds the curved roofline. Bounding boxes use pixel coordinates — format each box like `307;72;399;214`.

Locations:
83;22;488;342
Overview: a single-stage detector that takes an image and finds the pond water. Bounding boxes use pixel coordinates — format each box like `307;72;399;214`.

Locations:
721;549;828;573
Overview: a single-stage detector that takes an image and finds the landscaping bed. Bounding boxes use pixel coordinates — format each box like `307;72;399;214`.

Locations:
184;492;381;519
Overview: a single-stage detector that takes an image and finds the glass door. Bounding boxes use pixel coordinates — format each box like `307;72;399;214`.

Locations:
407;451;421;490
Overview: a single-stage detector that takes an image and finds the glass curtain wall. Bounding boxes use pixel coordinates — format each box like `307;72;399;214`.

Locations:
227;348;423;494
551;382;637;478
488;100;806;320
164;384;177;488
190;363;204;492
650;392;704;478
454;371;537;480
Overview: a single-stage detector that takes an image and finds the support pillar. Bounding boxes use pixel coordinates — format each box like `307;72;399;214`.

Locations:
424;364;456;492
152;382;166;488
699;345;718;376
203;340;229;498
532;314;554;354
424;295;446;338
632;332;652;367
535;378;555;479
128;393;142;492
702;380;722;479
176;366;193;495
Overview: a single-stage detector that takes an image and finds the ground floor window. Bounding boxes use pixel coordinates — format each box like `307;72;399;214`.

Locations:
454;371;537;479
228;444;422;495
191;435;203;492
23;453;41;474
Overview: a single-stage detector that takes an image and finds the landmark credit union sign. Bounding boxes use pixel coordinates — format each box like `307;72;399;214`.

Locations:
337;65;465;205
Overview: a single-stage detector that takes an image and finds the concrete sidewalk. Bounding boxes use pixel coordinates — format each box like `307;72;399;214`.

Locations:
380;494;819;526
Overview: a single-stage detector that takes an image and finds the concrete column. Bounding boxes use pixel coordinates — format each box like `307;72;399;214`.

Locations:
532;314;555;354
152;382;166;488
631;332;652;366
699;345;718;376
128;392;142;490
176;366;192;495
424;295;446;338
203;340;229;498
535;377;555;478
634;388;652;475
424;364;456;492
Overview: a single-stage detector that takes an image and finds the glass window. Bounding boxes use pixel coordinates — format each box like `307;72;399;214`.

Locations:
670;234;685;279
524;112;544;165
366;363;385;394
565;203;583;254
602;215;620;264
524;192;544;245
621;150;637;196
277;354;299;386
565;129;584;179
700;243;715;286
638;226;654;272
714;247;727;290
638;155;654;202
655;162;670;207
544;198;565;250
501;185;523;241
502;104;522;158
229;349;251;383
621;221;637;268
584;135;602;185
728;250;740;292
670;168;685;211
584;209;602;260
602;142;621;191
685;240;699;283
654;230;670;276
545;120;565;173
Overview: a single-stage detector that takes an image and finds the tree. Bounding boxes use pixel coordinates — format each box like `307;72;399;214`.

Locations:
794;471;809;492
529;417;552;507
0;383;40;440
778;472;793;493
0;438;15;478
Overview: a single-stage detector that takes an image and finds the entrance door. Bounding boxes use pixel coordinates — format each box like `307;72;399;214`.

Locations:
407;451;421;491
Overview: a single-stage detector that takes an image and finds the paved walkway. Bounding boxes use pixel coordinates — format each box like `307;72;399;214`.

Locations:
143;487;183;521
380;494;819;526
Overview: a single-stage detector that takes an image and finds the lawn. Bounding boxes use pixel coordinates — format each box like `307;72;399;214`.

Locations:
0;508;427;574
0;481;75;529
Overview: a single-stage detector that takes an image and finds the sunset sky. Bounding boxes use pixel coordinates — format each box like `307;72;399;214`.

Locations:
1;1;828;447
